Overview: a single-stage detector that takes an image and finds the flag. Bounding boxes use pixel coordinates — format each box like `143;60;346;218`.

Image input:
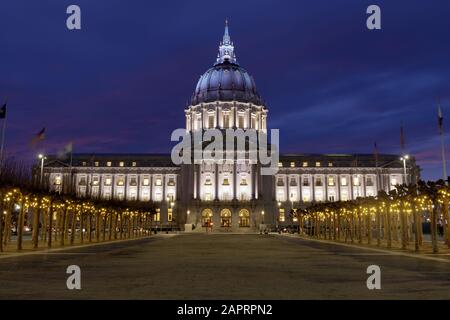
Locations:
31;127;46;145
0;103;6;119
438;103;444;134
400;125;405;152
57;142;73;159
374;141;379;167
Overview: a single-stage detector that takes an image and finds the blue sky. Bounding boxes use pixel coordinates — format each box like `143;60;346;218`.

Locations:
1;0;450;180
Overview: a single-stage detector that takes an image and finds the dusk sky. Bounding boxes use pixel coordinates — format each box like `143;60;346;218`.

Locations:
1;0;450;180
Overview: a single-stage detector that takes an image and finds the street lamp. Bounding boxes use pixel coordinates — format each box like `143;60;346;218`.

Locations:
261;210;265;224
400;155;409;184
38;154;46;189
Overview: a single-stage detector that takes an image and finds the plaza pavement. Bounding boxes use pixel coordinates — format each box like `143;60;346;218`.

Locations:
0;233;449;299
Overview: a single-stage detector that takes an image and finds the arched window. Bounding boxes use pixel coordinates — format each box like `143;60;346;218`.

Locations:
220;209;232;227
239;209;250;227
202;209;213;227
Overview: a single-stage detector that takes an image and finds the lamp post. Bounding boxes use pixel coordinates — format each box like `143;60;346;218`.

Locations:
400;155;409;184
261;210;265;224
38;154;46;189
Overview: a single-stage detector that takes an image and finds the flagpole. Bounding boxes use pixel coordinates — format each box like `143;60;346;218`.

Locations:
438;100;447;182
0;100;8;172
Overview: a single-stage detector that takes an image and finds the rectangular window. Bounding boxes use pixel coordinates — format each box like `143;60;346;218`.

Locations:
92;176;99;186
205;193;212;201
341;177;348;186
155;178;162;186
238;114;244;128
302;162;308;167
391;177;398;186
55;176;62;185
328;176;335;186
78;177;87;186
82;162;87;166
315;161;321;167
129;177;137;186
223;178;230;186
289;178;297;186
315;177;323;186
366;176;374;187
204;178;212;185
167;177;175;186
223;113;230;128
94;161;99;167
251;116;256;129
240;178;248;186
302;177;310;186
279;208;285;222
106;161;112;167
168;208;173;222
353;176;361;186
105;177;112;186
290;162;295;168
208;114;214;128
154;208;160;222
117;178;124;186
132;161;137;167
278;162;283;167
328;162;333;167
142;178;150;186
277;178;284;186
119;161;124;167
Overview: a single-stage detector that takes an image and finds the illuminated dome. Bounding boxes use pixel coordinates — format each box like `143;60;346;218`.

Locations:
190;21;263;106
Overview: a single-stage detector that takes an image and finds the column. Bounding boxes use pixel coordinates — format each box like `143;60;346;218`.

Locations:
233;161;237;200
215;163;219;200
337;174;341;201
312;175;315;202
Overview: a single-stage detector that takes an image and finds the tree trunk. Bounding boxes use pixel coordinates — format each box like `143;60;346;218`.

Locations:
431;204;439;253
412;205;420;252
400;207;407;250
109;212;113;241
80;211;84;244
386;210;392;249
96;212;100;242
70;211;77;245
0;200;3;252
443;200;450;248
48;203;53;248
32;205;41;249
88;213;92;242
17;199;25;251
102;214;106;241
60;208;67;246
3;208;12;245
376;208;381;246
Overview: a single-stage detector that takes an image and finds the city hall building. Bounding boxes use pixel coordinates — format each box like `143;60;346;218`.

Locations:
37;23;418;232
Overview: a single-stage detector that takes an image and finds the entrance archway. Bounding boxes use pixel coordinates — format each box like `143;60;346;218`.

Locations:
220;209;232;227
239;209;250;227
201;209;213;227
